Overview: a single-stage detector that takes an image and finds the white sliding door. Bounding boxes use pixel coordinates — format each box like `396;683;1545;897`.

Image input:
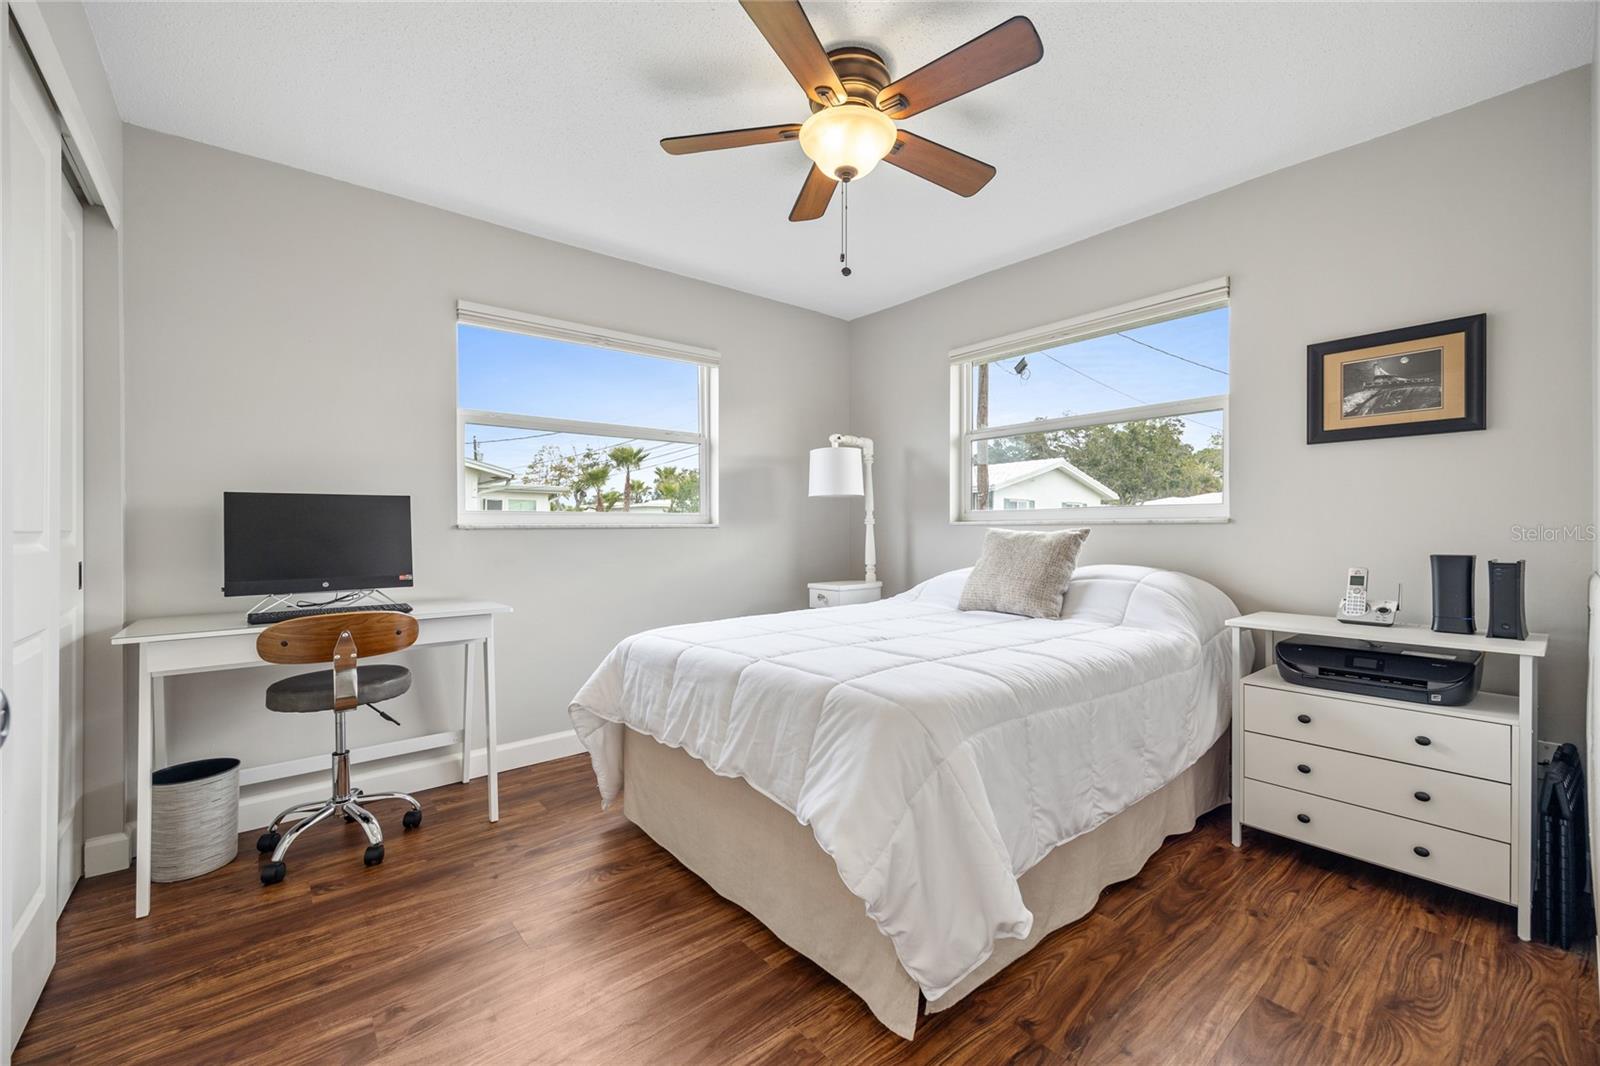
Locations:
56;171;83;917
2;22;66;1053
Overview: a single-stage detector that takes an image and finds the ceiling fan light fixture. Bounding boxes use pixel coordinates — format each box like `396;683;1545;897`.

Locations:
798;103;896;181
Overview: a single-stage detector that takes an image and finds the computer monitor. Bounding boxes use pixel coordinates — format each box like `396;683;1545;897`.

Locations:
222;492;414;597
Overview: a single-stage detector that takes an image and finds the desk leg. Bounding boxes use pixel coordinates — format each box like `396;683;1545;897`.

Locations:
460;643;474;784
1516;655;1537;942
152;673;167;771
1230;626;1245;848
135;653;154;919
484;627;499;823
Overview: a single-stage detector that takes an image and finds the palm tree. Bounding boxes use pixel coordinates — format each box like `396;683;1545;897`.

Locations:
652;466;681;499
600;490;625;512
576;465;611;511
607;446;650;512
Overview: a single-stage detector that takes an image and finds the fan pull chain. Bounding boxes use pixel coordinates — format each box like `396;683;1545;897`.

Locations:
839;180;852;277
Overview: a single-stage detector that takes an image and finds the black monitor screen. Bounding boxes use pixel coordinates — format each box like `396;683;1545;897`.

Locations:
223;492;413;597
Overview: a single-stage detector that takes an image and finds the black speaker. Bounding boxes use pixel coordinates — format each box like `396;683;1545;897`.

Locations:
1488;559;1529;640
1431;554;1476;634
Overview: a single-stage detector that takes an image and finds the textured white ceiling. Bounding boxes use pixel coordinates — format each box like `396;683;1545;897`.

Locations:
86;2;1594;320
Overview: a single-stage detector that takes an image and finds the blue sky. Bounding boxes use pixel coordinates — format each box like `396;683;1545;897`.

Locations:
979;307;1229;448
460;324;702;487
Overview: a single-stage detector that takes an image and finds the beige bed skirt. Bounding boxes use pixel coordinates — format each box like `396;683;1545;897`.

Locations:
621;729;1231;1039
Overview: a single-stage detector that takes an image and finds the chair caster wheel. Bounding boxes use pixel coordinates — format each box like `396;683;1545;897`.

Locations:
260;861;286;885
343;813;356;823
403;809;422;830
256;831;281;854
364;844;384;867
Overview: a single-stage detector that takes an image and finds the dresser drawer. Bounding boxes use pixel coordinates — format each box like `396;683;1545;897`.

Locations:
1243;732;1511;841
1242;779;1510;902
1243;682;1510;782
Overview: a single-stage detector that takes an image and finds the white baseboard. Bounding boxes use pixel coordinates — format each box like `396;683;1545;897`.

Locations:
84;830;132;878
83;730;586;875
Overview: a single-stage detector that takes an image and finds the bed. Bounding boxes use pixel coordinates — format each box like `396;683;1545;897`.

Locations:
569;563;1247;1037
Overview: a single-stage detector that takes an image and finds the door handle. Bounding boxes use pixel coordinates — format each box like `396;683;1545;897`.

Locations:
0;688;9;749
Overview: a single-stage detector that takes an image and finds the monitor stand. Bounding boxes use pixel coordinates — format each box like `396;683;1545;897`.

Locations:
246;588;407;616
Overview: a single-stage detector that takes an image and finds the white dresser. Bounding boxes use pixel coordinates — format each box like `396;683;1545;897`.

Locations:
1225;612;1547;940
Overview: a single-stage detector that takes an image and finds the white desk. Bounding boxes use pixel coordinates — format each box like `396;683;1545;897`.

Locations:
112;598;511;918
1225;612;1547;939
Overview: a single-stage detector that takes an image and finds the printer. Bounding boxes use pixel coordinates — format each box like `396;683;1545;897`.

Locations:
1275;635;1482;706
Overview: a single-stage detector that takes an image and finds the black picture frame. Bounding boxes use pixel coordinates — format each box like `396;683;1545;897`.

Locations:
1306;313;1486;445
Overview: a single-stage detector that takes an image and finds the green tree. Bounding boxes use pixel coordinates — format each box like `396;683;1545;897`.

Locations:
575;464;612;511
606;446;650;512
651;467;701;513
1048;417;1220;504
599;490;625;512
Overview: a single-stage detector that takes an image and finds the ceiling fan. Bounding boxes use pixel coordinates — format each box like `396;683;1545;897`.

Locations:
661;1;1043;258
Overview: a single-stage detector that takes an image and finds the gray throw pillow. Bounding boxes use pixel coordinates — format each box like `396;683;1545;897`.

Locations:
957;528;1091;619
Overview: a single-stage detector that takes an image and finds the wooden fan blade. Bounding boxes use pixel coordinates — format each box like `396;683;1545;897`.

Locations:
661;124;802;155
789;165;837;221
739;0;847;107
877;16;1043;120
885;131;996;196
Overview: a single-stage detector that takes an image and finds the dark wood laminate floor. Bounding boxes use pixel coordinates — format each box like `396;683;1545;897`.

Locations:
15;754;1600;1065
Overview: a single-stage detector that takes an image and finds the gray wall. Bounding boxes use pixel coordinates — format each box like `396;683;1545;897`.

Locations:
114;127;852;825
846;69;1595;746
101;67;1594;848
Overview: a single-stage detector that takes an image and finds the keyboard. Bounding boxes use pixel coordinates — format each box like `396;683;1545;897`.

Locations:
248;602;414;626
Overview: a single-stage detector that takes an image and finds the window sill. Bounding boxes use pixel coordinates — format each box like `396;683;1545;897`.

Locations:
954;510;1229;527
457;515;718;530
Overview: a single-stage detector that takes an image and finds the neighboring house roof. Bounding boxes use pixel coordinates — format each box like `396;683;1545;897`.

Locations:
1140;491;1223;506
985;459;1120;503
465;457;515;481
629;498;674;511
488;482;563;496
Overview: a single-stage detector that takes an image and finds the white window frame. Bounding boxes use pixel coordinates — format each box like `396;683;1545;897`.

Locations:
456;301;720;529
949;278;1230;525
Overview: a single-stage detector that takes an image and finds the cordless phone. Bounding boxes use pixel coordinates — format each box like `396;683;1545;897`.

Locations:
1340;568;1368;617
1335;567;1398;627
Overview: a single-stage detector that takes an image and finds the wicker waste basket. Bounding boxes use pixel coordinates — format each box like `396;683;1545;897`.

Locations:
150;757;241;883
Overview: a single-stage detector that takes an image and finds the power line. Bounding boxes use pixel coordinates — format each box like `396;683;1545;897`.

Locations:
1041;352;1221;435
1114;332;1228;375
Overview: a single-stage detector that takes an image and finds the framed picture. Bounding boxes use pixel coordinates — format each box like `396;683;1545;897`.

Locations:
1306;313;1485;444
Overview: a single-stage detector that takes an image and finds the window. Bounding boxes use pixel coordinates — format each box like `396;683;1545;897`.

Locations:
457;302;718;527
950;279;1229;524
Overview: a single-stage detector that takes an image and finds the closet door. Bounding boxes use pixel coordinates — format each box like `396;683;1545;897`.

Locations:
2;23;63;1052
56;172;83;916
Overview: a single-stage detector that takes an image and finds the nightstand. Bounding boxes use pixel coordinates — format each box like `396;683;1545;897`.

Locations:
807;580;882;608
1225;611;1547;940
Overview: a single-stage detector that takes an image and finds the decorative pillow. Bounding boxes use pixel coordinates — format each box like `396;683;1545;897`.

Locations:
957;528;1091;619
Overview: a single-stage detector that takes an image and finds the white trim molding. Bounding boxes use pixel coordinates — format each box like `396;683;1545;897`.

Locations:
950;278;1230;525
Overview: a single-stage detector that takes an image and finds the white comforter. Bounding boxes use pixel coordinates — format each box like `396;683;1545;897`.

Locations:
569;564;1245;999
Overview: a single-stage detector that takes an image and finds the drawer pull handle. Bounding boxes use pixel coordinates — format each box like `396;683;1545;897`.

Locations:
1413;845;1431;858
1296;813;1311;824
1414;735;1432;747
1296;764;1311;775
1414;790;1431;803
1296;714;1311;724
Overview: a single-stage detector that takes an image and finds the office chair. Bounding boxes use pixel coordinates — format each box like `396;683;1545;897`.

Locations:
254;611;423;884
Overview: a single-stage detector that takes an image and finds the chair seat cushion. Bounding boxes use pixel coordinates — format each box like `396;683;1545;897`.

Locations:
265;664;412;713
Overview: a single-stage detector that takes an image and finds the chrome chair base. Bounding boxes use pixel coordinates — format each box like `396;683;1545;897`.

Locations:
262;786;421;864
258;716;422;883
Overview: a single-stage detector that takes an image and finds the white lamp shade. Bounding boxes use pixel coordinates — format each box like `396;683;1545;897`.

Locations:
798;103;897;181
809;446;864;497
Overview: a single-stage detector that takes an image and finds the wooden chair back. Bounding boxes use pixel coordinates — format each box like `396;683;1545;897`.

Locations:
256;611;419;665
